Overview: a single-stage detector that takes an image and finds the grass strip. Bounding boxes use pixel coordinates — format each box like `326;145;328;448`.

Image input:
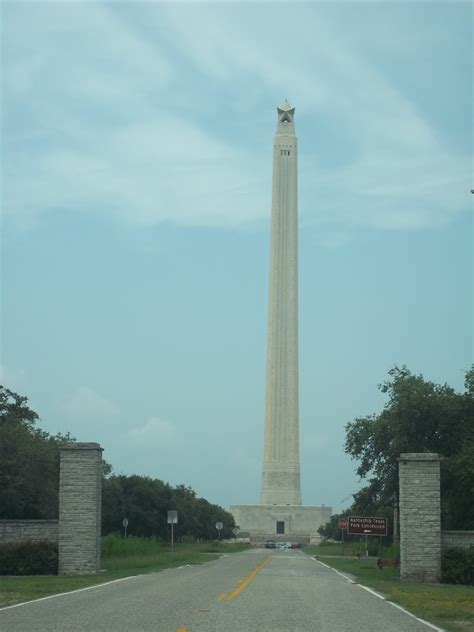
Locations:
0;573;134;609
305;550;474;632
0;541;249;609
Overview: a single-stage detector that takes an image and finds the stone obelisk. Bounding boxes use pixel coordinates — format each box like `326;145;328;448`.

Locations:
260;100;302;506
229;101;330;543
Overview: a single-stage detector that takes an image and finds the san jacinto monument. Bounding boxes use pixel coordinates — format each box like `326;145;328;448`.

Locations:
230;101;331;542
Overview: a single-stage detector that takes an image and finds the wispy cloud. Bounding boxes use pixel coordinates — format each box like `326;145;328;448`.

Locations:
2;2;470;233
160;3;470;232
62;386;119;419
127;416;176;446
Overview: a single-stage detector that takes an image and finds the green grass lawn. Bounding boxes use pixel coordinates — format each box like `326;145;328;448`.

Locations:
306;548;474;632
0;539;250;609
306;540;399;558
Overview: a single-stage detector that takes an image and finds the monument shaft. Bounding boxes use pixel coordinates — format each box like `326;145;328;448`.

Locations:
230;101;331;541
261;101;301;506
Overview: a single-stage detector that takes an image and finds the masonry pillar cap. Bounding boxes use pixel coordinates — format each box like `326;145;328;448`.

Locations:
60;442;103;451
398;452;441;461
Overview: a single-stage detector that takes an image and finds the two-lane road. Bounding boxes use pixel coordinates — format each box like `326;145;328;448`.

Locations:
1;548;439;631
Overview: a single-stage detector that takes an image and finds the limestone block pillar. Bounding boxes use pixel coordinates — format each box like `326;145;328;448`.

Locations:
398;453;441;582
58;443;103;575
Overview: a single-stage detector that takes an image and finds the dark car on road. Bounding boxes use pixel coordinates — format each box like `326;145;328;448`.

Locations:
265;540;276;549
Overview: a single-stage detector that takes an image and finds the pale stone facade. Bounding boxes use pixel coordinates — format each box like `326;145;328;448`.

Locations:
230;504;331;543
230;102;330;540
442;531;474;549
398;453;441;582
0;520;58;543
58;443;103;575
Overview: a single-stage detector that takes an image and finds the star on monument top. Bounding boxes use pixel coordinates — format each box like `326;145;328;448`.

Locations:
279;99;293;111
277;99;295;124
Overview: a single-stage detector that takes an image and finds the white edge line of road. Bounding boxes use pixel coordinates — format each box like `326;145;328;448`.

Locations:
0;575;140;612
357;584;385;599
313;558;355;582
312;558;445;632
312;556;330;568
386;600;445;632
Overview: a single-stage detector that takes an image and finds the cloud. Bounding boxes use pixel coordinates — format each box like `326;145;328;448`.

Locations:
127;417;176;446
161;4;470;231
2;3;470;234
62;386;119;419
4;118;267;228
3;2;268;229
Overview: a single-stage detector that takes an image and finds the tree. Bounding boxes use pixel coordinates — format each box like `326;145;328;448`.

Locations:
344;366;474;529
0;386;73;518
318;513;348;541
1;385;235;537
101;474;235;540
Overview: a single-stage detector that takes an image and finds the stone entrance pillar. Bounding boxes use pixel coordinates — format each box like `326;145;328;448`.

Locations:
58;443;103;575
398;453;441;582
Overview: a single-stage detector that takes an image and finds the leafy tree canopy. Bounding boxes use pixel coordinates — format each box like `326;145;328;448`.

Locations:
102;474;235;540
1;385;236;539
0;385;74;519
344;366;474;529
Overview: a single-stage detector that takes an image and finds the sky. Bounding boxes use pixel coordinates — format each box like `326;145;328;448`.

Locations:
1;1;472;515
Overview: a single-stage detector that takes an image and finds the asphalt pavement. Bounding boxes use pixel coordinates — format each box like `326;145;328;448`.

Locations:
0;548;441;631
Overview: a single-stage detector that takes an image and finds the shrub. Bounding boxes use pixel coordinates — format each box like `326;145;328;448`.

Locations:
0;541;58;575
441;547;474;585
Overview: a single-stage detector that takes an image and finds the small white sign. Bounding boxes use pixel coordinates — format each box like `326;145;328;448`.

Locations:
167;510;178;524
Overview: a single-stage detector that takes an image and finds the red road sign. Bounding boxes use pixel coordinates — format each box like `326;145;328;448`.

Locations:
338;519;348;530
347;516;387;536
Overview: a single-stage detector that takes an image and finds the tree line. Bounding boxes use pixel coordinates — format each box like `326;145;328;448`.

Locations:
319;366;474;540
3;365;472;543
102;476;235;540
0;386;235;539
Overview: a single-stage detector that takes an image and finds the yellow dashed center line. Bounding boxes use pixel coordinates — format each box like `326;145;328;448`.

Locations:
177;556;272;629
224;556;271;602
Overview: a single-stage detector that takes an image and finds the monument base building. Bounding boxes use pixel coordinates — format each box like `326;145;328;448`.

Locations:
229;504;331;544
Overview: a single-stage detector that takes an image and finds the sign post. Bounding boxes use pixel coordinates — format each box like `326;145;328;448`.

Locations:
215;521;223;540
232;527;239;539
167;510;178;554
392;496;398;545
122;518;128;538
338;518;347;556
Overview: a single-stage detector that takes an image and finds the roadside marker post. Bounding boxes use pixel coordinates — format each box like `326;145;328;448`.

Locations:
167;510;178;554
338;518;347;556
122;518;128;538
